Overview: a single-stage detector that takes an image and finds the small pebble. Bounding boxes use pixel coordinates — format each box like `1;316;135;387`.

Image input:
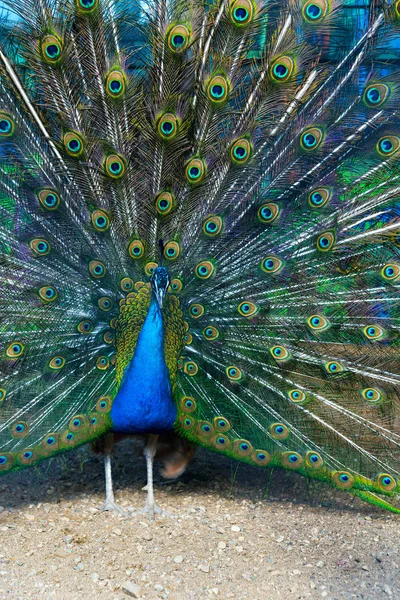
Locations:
122;581;142;598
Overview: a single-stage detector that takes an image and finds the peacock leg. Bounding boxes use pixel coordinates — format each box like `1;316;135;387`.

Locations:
99;435;129;515
140;433;169;520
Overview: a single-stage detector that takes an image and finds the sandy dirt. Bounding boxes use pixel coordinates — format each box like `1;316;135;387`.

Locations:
0;438;398;600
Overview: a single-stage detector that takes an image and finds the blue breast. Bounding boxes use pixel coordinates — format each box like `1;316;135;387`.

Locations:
110;297;177;433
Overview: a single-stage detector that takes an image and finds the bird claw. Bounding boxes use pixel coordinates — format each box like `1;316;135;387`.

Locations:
136;502;172;521
99;500;130;516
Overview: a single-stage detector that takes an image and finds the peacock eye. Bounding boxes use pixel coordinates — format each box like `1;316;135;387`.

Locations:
96;356;110;370
203;215;223;236
98;296;113;311
229;0;255;25
76;0;98;11
184;361;198;376
288;389;306;403
105;154;125;178
377;473;396;492
261;256;283;273
30;238;51;256
203;326;219;340
362;324;384;341
307;314;330;331
0;388;6;402
6;342;24;358
305;451;324;468
96;396;111;412
300;127;324;151
302;0;328;21
89;260;106;278
282;451;303;469
169;278;183;292
230;139;252;164
163;241;180;260
38;285;58;302
381;263;400;281
214;417;231;432
41;35;63;62
363;83;390;108
77;320;94;334
361;388;382;404
181;396;197;412
270;345;290;360
189;303;205;318
316;230;335;252
157;113;179;140
258;203;280;223
145;262;158;277
308;187;331;208
226;365;242;380
195;260;214;279
333;471;354;489
238;301;258;317
128;240;145;260
0;113;14;137
121;277;134;292
206;75;230;104
185;158;206;183
270;56;294;82
167;24;191;53
91;209;110;231
38;189;60;210
49;356;65;369
11;421;29;438
63;132;84;157
106;70;126;97
270;423;289;439
155;191;175;216
376;136;400;157
325;360;343;374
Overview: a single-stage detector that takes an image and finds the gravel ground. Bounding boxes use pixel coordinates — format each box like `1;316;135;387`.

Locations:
0;438;399;600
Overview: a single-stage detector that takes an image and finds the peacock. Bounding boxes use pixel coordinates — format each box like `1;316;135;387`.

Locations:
0;0;399;520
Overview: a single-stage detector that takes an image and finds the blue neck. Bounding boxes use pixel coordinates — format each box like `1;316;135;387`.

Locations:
110;296;176;433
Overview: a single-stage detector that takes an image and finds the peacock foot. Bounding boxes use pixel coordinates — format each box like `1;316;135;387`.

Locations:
99;500;130;516
135;501;172;521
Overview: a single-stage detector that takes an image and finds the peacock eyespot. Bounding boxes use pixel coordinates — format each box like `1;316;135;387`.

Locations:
96;356;110;370
30;238;51;256
89;260;106;278
214;417;231;432
0;454;13;470
307;314;329;331
96;396;111;412
76;0;98;12
270;345;289;360
164;241;180;260
181;396;197;412
230;139;252;164
361;388;382;404
184;333;193;345
38;189;60;210
316;231;335;252
169;278;183;292
155;191;175;215
203;326;219;340
121;277;134;292
167;24;191;53
145;262;158;277
106;70;126;98
0;113;14;137
19;449;37;464
78;320;94;334
377;136;400;157
288;389;306;403
229;0;255;25
252;450;271;466
300;127;324;151
203;215;223;237
98;297;113;311
261;256;283;274
363;84;390;108
185;158;206;183
103;331;114;344
105;154;125;178
363;324;384;341
195;260;214;279
305;451;323;468
333;471;354;489
309;187;331;208
157;113;179;140
91;209;110;232
49;356;65;369
377;473;396;492
189;303;205;318
6;342;24;358
0;388;6;402
226;365;242;381
41;35;63;63
381;263;400;282
206;74;230;104
238;301;258;317
270;56;294;82
63;132;84;157
258;203;280;224
184;361;198;376
325;360;343;374
128;240;145;260
39;286;58;303
270;423;289;439
302;0;328;22
42;433;59;452
11;421;29;438
282;451;303;469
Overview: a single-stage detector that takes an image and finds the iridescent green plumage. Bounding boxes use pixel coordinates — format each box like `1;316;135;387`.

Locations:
0;0;399;514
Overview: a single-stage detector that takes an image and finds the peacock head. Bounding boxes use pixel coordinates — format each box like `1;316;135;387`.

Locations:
151;266;170;308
